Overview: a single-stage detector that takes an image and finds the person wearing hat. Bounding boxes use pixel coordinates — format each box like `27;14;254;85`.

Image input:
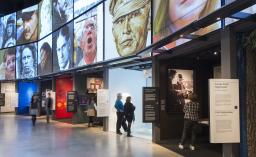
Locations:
3;15;16;48
109;0;151;57
173;73;187;110
17;5;38;44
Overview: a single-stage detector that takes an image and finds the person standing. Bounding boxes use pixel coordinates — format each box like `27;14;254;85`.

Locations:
87;97;96;127
124;96;136;137
115;93;127;134
30;95;39;126
45;92;53;123
178;93;200;151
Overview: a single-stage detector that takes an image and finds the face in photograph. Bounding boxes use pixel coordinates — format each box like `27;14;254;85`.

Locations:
38;36;52;75
19;44;37;78
17;5;38;44
39;0;52;39
52;0;73;30
75;9;97;66
3;13;16;48
109;0;151;57
153;0;219;48
4;48;16;79
54;25;73;71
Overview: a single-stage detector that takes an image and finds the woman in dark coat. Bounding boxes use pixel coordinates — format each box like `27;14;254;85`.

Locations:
124;96;136;137
30;95;39;126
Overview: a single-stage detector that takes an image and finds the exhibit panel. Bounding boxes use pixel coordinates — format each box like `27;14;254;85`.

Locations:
0;82;17;112
108;68;152;139
17;81;38;114
104;0;152;60
55;77;73;119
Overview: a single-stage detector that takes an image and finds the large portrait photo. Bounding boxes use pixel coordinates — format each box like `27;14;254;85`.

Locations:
2;13;16;48
16;43;37;79
53;22;73;72
38;35;52;75
52;0;74;31
167;69;193;113
16;5;39;45
105;0;151;59
74;6;103;67
153;0;220;49
39;0;53;39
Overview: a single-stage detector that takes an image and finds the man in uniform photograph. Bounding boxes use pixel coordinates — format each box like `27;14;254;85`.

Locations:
109;0;151;57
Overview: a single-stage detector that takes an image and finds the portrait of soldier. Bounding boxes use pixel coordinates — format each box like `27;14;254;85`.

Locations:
17;5;38;44
109;0;151;57
3;14;16;48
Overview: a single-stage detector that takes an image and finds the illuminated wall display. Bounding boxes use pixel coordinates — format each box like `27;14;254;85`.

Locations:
52;0;74;31
74;0;102;18
16;43;37;79
55;77;73;119
105;0;152;59
74;5;103;67
16;5;39;45
0;48;16;80
0;13;16;48
39;0;53;39
17;81;38;114
53;22;74;72
38;35;52;75
153;0;220;49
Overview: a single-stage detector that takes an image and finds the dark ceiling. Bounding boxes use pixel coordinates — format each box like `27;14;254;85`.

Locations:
0;0;40;16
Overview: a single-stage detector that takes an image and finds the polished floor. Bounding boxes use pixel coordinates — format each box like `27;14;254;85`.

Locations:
0;114;182;157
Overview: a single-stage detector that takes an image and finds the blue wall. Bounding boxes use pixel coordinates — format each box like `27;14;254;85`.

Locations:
17;82;38;115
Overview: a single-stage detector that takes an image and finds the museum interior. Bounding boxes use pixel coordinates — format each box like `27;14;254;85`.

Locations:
0;0;256;157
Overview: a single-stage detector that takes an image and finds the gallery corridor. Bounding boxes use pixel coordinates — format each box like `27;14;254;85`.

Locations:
0;114;181;157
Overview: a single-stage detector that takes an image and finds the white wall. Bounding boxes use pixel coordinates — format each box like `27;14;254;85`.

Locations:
108;68;152;139
1;83;16;112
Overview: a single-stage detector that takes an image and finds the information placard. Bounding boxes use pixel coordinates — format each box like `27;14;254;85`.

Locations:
143;87;158;123
97;89;109;117
66;91;78;113
209;79;240;143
